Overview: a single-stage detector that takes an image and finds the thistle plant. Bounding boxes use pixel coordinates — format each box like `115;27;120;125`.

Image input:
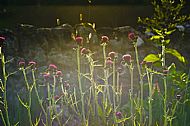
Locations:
18;61;37;126
108;51;117;114
145;62;153;126
122;54;134;125
81;48;98;122
0;36;11;126
101;36;112;107
129;32;145;125
75;36;86;125
32;69;48;126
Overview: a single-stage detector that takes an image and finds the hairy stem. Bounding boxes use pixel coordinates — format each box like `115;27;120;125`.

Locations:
1;52;10;126
134;43;144;125
22;69;33;126
32;70;48;126
77;45;86;125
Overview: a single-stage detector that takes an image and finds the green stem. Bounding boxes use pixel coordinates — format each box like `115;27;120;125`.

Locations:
134;43;144;125
1;53;11;126
116;71;120;105
22;69;33;126
162;44;167;126
169;101;179;126
52;76;61;126
77;45;86;125
87;55;98;121
47;82;53;126
32;70;48;126
0;110;6;126
102;44;107;104
163;76;167;126
129;64;134;125
113;59;116;109
146;69;152;126
112;59;117;124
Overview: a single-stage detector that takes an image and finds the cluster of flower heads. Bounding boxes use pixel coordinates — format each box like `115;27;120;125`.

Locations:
44;64;63;78
18;60;64;78
18;60;37;69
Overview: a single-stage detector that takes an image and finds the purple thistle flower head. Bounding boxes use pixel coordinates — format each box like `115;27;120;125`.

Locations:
18;60;25;68
81;48;90;55
43;72;51;80
28;61;37;69
108;51;117;59
56;70;63;77
75;36;83;46
128;32;137;41
115;111;122;118
48;64;57;70
106;58;113;66
122;54;131;63
101;35;109;43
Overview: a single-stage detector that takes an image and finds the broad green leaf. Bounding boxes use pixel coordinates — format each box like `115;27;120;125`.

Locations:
143;54;161;63
165;48;186;63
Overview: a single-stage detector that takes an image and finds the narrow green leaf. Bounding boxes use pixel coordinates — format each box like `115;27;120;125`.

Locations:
165;29;176;35
14;122;19;126
165;48;187;63
152;28;163;36
150;35;164;40
116;116;131;123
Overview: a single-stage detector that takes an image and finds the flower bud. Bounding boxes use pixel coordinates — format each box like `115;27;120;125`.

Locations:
128;32;136;41
56;70;63;77
122;54;131;63
81;48;90;55
48;64;58;71
101;36;109;43
108;51;116;59
28;61;37;69
18;61;25;68
75;36;83;46
115;111;122;118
